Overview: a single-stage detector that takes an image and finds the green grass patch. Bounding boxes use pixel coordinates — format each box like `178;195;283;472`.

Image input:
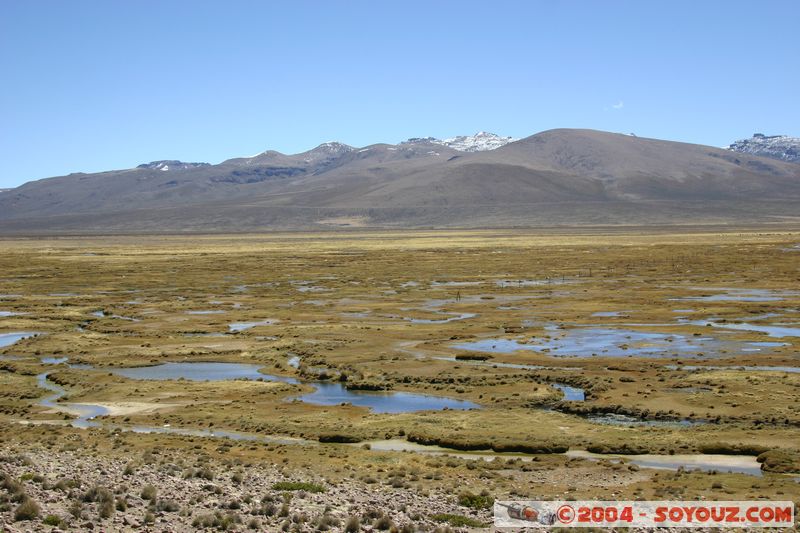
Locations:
43;514;62;526
458;490;494;509
271;481;326;493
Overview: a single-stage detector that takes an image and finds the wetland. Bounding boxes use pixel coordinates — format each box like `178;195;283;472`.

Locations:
1;229;800;531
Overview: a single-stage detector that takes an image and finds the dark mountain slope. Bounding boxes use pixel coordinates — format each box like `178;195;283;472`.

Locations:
1;129;798;233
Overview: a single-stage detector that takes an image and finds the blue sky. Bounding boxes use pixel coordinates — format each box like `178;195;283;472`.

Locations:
1;1;798;188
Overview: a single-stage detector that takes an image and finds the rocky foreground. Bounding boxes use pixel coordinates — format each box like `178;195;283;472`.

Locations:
0;446;489;532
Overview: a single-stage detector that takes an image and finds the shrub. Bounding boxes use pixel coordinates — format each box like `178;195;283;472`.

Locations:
344;515;361;532
14;497;40;521
374;515;394;530
69;500;83;519
43;514;62;526
454;353;492;361
315;513;340;531
141;484;157;501
82;485;113;504
318;434;362;443
99;498;115;519
271;481;325;493
196;467;215;480
156;499;180;512
458;490;494;509
54;478;80;492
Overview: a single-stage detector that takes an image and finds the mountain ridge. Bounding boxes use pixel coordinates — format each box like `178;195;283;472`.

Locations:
1;128;798;234
727;133;800;163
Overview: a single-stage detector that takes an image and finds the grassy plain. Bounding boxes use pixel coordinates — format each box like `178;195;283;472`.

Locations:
1;228;799;530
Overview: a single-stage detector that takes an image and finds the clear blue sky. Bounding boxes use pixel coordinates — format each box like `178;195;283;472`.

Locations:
1;1;798;188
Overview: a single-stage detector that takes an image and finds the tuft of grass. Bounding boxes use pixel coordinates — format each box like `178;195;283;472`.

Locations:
431;513;486;528
156;499;180;512
141;484;157;501
458;490;494;509
271;481;326;493
344;515;360;532
43;514;62;526
14;497;40;521
99;498;115;519
373;515;394;530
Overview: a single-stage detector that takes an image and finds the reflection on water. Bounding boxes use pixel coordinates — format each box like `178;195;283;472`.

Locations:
671;288;796;303
108;362;476;414
0;332;37;348
668;364;800;374
360;440;763;476
405;312;476;324
228;319;277;332
453;327;741;358
585;412;701;427
297;382;479;413
565;450;762;476
37;373;107;428
110;362;298;384
552;383;585;401
694;321;800;338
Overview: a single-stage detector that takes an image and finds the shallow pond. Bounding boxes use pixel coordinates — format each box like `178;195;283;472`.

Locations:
297;382;479;413
110;362;298;384
360;440;763;476
565;450;762;476
585;412;701;427
431;355;580;372
671;288;795;303
0;332;37;348
430;281;483;287
699;321;800;338
669;365;800;374
37;373;107;428
109;362;476;413
551;383;585;401
405;312;476;324
495;279;571;287
452;328;737;358
228;319;277;332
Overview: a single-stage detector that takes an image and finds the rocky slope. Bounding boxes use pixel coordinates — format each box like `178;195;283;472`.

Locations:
1;129;799;233
727;133;800;163
404;132;517;152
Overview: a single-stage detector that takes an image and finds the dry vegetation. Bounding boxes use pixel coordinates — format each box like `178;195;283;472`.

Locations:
1;228;799;530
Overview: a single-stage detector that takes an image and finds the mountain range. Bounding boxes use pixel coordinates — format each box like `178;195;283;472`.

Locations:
727;133;800;163
1;129;799;234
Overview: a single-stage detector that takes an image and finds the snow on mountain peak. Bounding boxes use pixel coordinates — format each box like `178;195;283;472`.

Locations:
727;133;800;163
404;132;517;152
314;141;355;153
137;160;210;171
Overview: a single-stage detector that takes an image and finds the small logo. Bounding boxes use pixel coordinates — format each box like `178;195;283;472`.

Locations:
557;504;576;524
